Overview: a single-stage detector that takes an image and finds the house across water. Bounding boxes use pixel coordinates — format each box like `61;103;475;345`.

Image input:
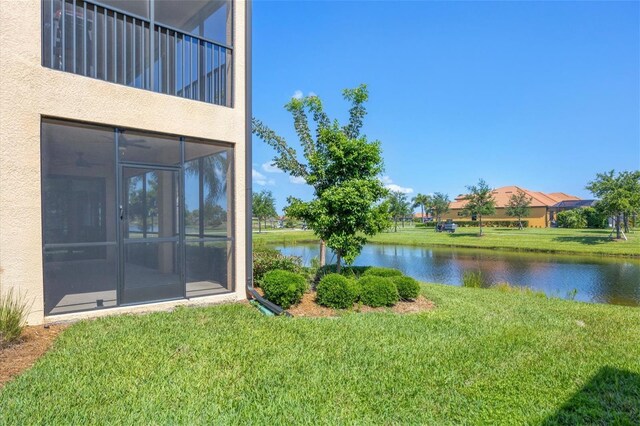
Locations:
441;186;593;227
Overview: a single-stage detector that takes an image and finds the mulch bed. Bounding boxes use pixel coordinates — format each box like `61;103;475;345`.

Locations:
287;291;435;317
0;324;67;387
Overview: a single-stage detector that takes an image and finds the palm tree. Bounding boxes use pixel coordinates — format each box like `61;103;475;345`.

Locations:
412;193;432;224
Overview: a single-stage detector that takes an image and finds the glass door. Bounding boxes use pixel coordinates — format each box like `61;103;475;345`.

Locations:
120;166;183;305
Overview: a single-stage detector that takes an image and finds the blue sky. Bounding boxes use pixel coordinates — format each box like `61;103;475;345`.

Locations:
252;0;640;213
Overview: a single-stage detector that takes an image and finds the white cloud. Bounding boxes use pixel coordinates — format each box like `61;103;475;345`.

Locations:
380;175;393;185
308;91;317;98
386;183;414;194
261;162;283;174
292;90;316;100
252;169;275;186
380;175;413;194
289;175;306;184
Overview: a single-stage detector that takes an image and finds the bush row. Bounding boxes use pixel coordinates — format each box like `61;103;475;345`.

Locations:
416;220;530;228
317;267;420;309
556;207;607;229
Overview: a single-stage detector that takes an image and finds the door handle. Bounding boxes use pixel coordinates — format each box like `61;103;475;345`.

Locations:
119;205;124;220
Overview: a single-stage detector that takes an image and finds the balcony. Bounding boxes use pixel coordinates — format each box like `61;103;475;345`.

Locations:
42;0;233;107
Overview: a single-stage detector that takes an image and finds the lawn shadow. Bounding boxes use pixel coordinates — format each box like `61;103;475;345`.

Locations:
552;236;611;246
542;367;640;425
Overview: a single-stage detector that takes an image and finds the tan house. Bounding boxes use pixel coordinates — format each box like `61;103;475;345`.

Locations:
441;186;581;228
0;0;252;325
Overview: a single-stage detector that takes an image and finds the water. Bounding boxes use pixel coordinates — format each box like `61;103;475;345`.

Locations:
273;243;640;307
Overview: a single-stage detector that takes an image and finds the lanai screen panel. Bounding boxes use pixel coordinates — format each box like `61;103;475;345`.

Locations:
41;119;118;315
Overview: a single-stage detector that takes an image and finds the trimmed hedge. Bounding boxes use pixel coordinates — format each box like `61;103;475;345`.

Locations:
315;264;370;281
253;247;302;286
454;220;529;228
392;276;420;300
359;276;399;307
316;274;360;309
261;270;308;309
363;267;403;278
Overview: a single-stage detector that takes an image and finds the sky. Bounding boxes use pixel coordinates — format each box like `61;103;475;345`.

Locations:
252;0;640;213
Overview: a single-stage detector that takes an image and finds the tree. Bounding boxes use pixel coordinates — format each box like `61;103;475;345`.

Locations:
431;192;450;230
252;190;277;233
586;170;640;239
505;188;532;229
412;193;432;224
388;191;411;232
253;84;389;272
462;179;496;236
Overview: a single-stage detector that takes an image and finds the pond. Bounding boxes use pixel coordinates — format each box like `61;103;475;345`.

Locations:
273;243;640;307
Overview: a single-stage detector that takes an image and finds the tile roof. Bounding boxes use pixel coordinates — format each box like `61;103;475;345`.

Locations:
449;186;581;209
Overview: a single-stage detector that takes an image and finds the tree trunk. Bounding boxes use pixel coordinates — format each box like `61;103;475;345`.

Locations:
394;217;398;232
479;215;483;236
623;213;629;233
319;240;326;267
518;216;523;230
258;217;261;233
421;206;425;224
336;251;342;274
616;213;621;239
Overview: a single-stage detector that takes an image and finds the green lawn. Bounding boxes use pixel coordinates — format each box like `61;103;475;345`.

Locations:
1;285;639;424
254;226;640;257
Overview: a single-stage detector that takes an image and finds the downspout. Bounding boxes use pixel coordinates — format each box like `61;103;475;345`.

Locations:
244;0;289;316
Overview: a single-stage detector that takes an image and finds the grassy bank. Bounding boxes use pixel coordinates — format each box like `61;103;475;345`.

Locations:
254;227;640;257
1;285;639;424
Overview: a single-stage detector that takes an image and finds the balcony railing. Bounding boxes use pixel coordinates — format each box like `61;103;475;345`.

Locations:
42;0;232;107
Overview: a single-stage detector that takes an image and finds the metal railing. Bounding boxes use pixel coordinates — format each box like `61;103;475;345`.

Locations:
42;0;232;107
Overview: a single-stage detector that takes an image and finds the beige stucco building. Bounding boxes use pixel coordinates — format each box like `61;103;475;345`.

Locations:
0;0;251;325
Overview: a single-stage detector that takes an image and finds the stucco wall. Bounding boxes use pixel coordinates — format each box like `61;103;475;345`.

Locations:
441;206;549;228
0;0;248;325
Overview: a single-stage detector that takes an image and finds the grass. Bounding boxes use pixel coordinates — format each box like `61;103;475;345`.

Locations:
254;226;640;257
1;285;639;424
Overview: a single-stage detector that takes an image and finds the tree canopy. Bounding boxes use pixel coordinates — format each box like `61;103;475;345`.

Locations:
505;189;532;229
388;191;412;232
586;170;640;239
412;193;432;223
252;190;277;233
462;179;496;236
431;192;451;229
253;85;389;270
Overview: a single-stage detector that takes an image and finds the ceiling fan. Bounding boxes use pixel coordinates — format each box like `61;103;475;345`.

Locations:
75;152;103;168
119;132;151;150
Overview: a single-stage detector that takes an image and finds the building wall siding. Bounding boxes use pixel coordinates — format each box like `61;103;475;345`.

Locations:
0;0;247;325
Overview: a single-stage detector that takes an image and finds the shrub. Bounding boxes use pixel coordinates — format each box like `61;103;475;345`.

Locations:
359;276;399;307
261;270;308;309
455;220;529;228
363;267;403;278
582;207;608;229
462;271;483;288
0;288;30;348
392;276;420;300
316;274;360;309
253;247;303;286
556;209;588;229
315;264;370;281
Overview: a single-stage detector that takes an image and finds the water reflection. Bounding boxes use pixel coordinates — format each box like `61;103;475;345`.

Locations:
274;244;640;307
